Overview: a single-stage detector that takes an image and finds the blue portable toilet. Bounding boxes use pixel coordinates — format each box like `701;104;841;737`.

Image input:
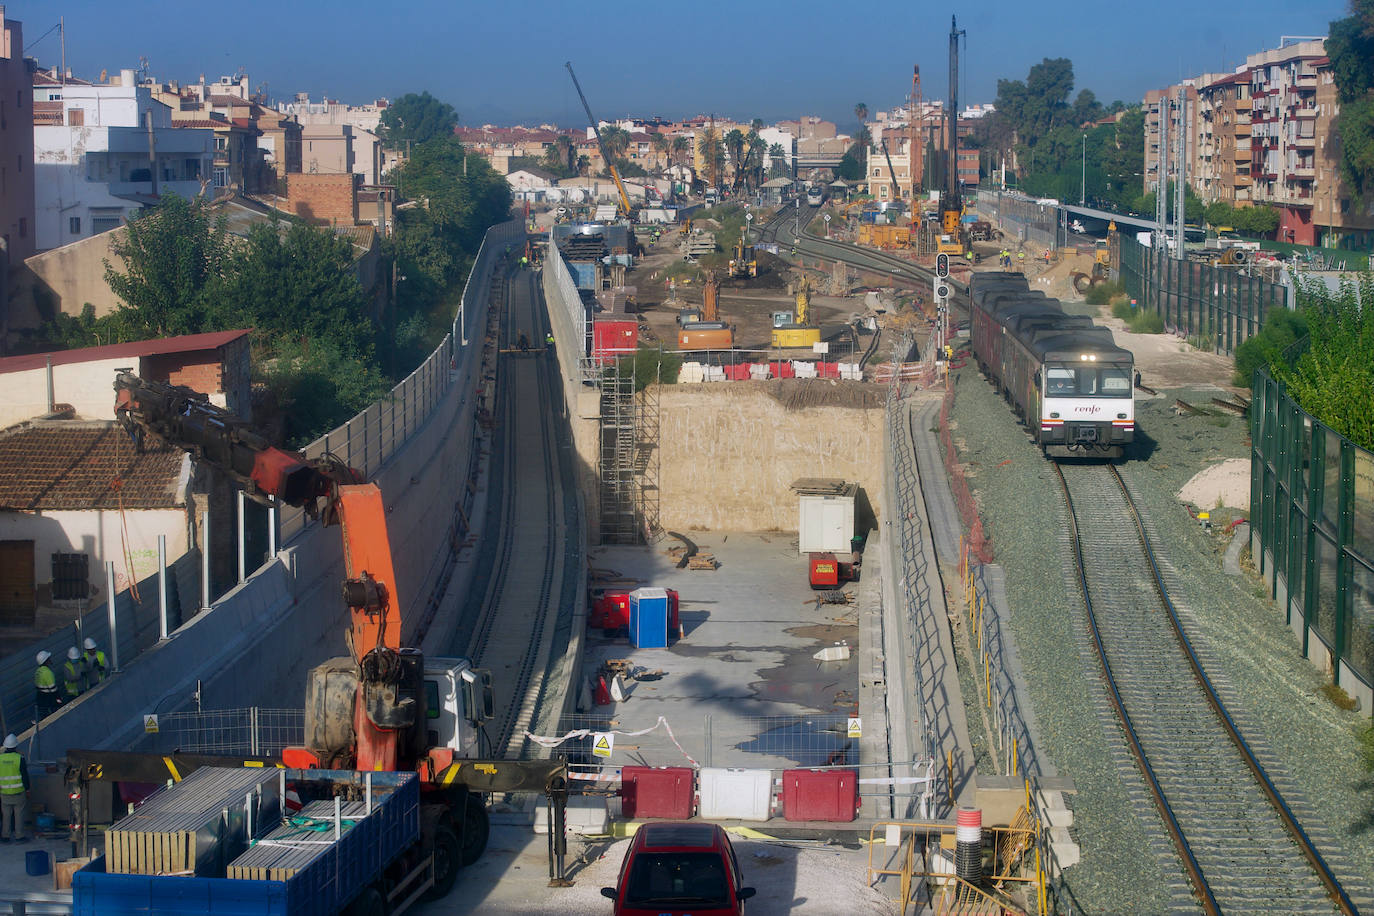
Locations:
629;587;670;648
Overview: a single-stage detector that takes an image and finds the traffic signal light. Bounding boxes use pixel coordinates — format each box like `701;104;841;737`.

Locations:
935;253;949;278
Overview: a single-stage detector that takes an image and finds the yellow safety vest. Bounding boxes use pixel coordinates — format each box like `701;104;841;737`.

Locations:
34;665;57;694
0;751;23;795
62;659;81;697
84;650;108;684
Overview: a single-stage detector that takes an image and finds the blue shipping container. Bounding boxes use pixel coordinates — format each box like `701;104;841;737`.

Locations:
73;769;420;916
629;587;669;648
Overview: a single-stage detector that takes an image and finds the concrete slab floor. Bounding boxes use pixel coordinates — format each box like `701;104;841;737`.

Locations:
410;824;901;916
0;833;82;908
571;533;863;772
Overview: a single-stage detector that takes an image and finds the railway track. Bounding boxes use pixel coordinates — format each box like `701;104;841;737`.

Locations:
465;267;566;759
1055;461;1368;915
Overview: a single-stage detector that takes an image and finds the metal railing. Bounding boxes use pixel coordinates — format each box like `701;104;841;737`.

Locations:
148;707;305;756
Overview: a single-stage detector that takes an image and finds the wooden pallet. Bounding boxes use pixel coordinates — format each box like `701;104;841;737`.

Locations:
687;554;717;570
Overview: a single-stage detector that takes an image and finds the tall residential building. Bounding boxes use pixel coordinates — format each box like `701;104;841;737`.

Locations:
32;69;214;251
1247;39;1325;244
0;7;35;265
1193;72;1252;206
1143;83;1198;197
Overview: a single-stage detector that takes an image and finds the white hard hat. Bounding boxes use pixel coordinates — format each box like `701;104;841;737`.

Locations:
84;637;97;650
36;650;51;665
67;646;81;660
2;734;16;750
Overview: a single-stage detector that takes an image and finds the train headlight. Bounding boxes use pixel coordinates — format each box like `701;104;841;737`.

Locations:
1117;413;1127;419
1050;412;1060;418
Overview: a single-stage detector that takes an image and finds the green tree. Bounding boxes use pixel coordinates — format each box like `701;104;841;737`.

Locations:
1327;1;1374;200
1277;274;1374;449
768;142;789;179
104;192;230;338
697;129;724;189
378;91;459;148
723;128;747;192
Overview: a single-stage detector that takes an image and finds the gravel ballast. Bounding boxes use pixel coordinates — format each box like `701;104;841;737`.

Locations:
944;365;1374;913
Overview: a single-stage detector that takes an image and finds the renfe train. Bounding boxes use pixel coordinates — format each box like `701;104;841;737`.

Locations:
969;272;1135;458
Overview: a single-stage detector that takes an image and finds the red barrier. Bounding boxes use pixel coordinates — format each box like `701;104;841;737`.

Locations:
770;361;796;379
620;766;695;819
817;362;840;379
781;769;859;822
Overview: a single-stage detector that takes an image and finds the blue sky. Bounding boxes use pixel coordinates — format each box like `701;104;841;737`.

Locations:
9;1;1351;128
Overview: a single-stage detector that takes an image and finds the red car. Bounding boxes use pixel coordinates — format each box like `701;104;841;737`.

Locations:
590;588;681;637
601;822;756;915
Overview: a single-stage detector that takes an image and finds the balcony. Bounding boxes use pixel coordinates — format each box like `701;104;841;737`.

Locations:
1296;71;1317;87
1292;106;1317;119
1290;166;1315;179
1291;133;1316;148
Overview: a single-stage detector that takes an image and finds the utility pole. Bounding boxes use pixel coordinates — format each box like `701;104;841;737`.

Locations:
1080;133;1086;206
1173;86;1185;256
1155;99;1168;251
146;109;158;196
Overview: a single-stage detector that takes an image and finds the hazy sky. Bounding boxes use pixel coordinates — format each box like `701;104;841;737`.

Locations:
8;1;1351;129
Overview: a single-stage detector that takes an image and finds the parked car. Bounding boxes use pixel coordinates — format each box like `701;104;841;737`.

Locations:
602;822;756;915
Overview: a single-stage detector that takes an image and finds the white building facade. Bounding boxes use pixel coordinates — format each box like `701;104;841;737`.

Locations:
33;70;214;251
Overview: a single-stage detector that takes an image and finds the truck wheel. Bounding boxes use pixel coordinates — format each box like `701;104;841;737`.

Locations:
461;795;490;866
343;886;386;916
423;825;461;901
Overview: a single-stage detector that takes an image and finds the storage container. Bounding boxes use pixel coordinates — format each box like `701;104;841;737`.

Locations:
628;588;669;649
26;849;50;876
781;768;859;822
620;766;695;819
697;767;772;821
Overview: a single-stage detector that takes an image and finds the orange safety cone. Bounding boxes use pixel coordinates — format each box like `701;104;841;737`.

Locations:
593;675;612;706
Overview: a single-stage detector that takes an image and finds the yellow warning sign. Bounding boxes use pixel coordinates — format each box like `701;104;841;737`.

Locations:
143;714;159;734
592;732;614;759
847;716;862;738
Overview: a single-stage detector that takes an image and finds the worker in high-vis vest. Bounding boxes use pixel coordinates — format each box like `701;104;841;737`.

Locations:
33;651;60;720
62;647;83;700
0;733;30;843
82;637;108;690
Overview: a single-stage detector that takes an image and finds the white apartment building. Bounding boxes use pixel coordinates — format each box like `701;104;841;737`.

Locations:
33;69;213;251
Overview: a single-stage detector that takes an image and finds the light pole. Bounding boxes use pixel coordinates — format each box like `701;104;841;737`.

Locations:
1080;133;1086;206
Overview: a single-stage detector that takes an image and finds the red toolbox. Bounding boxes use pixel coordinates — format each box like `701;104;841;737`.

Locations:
781;768;860;822
620;766;695;819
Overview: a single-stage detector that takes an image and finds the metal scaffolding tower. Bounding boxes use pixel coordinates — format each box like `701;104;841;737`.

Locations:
595;354;661;545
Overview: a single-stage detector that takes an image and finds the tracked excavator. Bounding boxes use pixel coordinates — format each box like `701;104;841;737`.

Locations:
771;273;822;348
67;373;569;899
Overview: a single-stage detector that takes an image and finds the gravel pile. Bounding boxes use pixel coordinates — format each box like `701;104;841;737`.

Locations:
945;370;1374;913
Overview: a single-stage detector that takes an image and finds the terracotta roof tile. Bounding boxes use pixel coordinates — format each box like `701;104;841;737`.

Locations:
0;423;187;511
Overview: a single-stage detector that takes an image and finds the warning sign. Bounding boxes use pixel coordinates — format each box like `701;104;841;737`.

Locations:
592;732;614;759
847;716;862;738
144;714;160;734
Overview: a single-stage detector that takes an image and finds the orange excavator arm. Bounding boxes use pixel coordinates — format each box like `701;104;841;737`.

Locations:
113;372;401;659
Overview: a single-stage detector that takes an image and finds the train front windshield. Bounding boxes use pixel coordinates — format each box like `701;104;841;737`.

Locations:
1044;363;1133;397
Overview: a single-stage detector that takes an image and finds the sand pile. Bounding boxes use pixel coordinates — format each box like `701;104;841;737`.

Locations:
1177;457;1251;511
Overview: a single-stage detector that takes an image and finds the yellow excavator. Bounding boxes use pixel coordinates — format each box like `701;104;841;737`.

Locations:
771;274;821;348
729;232;757;279
566;61;634;220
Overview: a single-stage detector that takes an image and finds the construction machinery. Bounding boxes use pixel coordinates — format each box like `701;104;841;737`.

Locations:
771;273;822;348
729;231;757;279
936;16;968;257
102;373;569;905
677;272;734;350
566;61;634;221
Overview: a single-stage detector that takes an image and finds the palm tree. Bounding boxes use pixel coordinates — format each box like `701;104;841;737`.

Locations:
697;129;723;191
854;103;869;188
724;128;746;192
768;142;789;179
751;118;764;133
650;132;669;172
672;134;691;168
745;130;767;191
599;125;630;170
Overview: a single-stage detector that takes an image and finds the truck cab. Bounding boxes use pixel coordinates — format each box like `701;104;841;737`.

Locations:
423;657;493;759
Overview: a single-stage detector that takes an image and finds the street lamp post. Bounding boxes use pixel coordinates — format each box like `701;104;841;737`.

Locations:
1080;134;1086;206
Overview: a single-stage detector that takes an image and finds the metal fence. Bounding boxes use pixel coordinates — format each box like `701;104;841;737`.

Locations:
1117;234;1285;356
972;190;1063;251
149;707;305;756
1250;369;1374;704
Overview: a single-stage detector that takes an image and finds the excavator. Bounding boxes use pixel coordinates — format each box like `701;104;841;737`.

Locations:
771;273;821;348
677;272;734;350
72;373;570;899
729;231;757;279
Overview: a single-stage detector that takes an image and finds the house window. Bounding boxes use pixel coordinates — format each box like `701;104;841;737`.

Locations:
69;216;81;235
213;166;228;187
91;208;123;233
215;136;227;151
68;107;84;126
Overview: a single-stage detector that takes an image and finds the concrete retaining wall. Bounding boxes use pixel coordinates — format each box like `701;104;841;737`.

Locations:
18;221;521;759
657;384;884;533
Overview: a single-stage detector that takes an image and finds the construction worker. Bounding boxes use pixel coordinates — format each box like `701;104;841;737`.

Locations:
33;651;59;720
545;332;555;348
82;637;108;690
0;734;29;843
1016;250;1025;270
518;331;529;352
62;646;83;701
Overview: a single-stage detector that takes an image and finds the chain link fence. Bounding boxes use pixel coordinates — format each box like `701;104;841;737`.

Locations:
149;707;305;757
1117;233;1286;356
1251;369;1374;705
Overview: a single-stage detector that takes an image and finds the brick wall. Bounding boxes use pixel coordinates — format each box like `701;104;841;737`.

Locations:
286;173;358;226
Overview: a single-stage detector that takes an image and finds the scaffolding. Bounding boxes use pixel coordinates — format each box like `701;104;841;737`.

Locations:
594;353;661;545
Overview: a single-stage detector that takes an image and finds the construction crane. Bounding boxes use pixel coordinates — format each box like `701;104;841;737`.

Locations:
938;16;968;256
565;61;634;220
880;139;903;205
108;372;568;898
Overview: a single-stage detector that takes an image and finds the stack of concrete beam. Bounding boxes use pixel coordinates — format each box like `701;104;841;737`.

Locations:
227;799;367;880
106;767;281;876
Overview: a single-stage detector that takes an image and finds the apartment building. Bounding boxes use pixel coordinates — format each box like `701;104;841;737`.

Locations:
1313;55;1374;249
1143;83;1198;197
1193;72;1251;205
0;8;34;270
1247;39;1324;245
32;69;213;251
281;95;387;184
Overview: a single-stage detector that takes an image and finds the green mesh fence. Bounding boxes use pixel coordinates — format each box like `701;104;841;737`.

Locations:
1251;369;1374;697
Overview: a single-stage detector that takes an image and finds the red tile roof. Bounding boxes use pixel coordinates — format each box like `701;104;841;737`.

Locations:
0;423;187;511
0;330;250;375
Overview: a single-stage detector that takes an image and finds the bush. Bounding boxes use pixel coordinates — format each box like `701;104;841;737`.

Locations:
1111;298;1136;321
1127;309;1165;334
1232;307;1307;387
1085;280;1123;305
